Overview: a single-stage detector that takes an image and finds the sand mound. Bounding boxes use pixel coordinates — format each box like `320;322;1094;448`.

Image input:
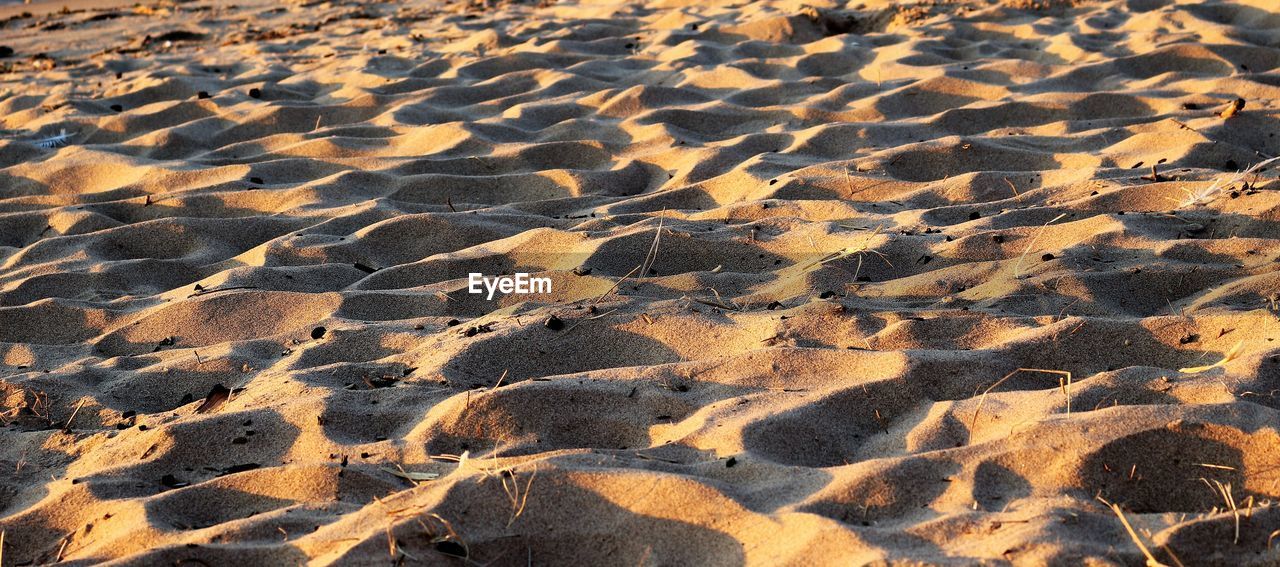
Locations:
2;0;1279;564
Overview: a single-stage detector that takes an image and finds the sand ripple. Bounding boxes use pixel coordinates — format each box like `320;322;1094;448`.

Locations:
2;0;1280;564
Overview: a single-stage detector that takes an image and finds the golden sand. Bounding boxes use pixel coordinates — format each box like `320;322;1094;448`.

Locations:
2;0;1279;564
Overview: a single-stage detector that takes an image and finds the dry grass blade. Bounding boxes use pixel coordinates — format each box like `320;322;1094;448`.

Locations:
1013;213;1067;278
417;513;467;559
1194;463;1236;471
689;287;741;311
1105;500;1170;567
1179;340;1243;374
690;296;740;311
381;466;441;483
800;225;886;272
589;213;668;307
590;264;641;306
1;384;56;427
386;523;398;561
32;391;54;426
969;368;1073;442
1003;176;1020;198
63;398;88;432
709;287;736;309
639;212;665;278
501;464;537;528
1200;478;1241;544
562;307;620;334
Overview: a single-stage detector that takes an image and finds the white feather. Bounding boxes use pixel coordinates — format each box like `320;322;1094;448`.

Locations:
1180;155;1280;208
32;129;73;149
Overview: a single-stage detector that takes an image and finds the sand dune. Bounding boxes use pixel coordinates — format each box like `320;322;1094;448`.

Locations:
2;0;1279;564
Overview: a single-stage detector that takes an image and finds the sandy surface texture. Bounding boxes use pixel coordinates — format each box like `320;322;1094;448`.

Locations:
2;0;1280;564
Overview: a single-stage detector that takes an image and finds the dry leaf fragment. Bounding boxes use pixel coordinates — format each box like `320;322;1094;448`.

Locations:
1220;98;1244;119
1179;340;1244;374
195;384;231;414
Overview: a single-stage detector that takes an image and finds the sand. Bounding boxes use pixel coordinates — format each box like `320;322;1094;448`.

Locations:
1;0;1279;564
